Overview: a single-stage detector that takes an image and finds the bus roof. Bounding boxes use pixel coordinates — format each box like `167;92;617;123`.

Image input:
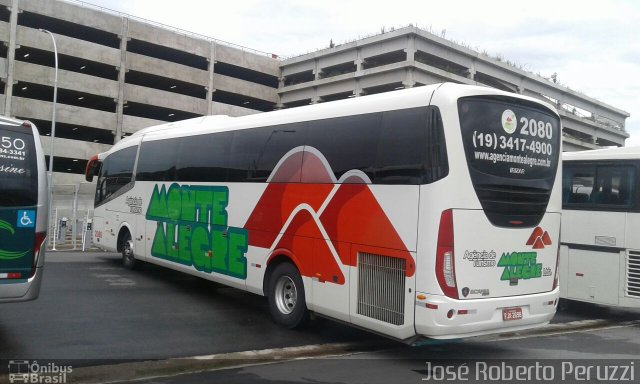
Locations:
563;146;640;161
104;82;557;157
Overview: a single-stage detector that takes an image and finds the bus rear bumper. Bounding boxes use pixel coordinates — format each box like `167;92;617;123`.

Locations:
0;266;43;303
414;288;559;339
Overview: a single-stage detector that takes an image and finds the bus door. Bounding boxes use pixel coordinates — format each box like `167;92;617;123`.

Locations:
311;239;350;323
135;213;147;260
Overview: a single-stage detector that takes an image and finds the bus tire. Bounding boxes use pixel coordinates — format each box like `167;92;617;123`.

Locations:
268;262;309;329
121;231;136;270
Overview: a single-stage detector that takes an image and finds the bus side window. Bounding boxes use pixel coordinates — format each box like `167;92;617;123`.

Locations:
592;176;613;204
251;123;306;183
594;165;635;207
177;132;232;182
374;106;447;185
563;165;595;205
136;139;178;182
617;172;632;205
305;113;381;182
228;128;272;182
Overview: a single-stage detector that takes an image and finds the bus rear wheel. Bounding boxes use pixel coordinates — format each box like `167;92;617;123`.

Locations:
121;232;136;270
268;263;309;328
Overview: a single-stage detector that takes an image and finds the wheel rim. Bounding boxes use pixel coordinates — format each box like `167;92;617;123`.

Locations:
123;239;133;261
274;276;297;315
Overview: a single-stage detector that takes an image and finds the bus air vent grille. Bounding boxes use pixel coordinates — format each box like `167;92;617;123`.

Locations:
627;250;640;297
357;252;406;326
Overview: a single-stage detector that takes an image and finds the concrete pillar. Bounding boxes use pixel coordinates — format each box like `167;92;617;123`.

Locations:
516;77;525;95
405;34;416;62
3;0;20;117
403;67;416;88
310;88;320;104
469;60;477;80
114;17;129;143
313;59;320;80
206;41;215;115
275;77;285;109
354;79;363;97
355;48;364;73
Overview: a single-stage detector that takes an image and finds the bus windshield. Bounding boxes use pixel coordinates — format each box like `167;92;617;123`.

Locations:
0;126;38;207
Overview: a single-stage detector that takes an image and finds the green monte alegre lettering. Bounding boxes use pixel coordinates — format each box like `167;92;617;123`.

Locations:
498;251;543;281
146;184;248;279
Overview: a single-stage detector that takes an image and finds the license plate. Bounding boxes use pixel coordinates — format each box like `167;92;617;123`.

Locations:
502;307;523;321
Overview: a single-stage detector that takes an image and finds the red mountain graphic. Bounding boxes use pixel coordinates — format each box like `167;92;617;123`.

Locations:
243;147;415;285
526;226;552;249
271;209;345;284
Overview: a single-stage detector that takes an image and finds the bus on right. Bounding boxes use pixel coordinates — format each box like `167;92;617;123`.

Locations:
561;146;640;308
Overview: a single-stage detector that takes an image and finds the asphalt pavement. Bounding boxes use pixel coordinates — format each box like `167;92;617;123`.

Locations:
0;251;383;362
1;251;638;383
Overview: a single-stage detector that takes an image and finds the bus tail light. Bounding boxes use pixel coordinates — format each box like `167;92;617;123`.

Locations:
552;223;560;291
552;245;560;291
0;273;22;279
30;232;47;278
436;209;458;299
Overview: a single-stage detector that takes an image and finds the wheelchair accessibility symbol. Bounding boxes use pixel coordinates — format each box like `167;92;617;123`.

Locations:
17;210;35;228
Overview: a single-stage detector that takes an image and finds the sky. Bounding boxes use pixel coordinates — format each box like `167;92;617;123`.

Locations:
84;0;640;146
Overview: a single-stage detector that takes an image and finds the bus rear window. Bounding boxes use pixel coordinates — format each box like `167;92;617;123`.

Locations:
458;96;561;227
0;127;38;206
459;96;560;182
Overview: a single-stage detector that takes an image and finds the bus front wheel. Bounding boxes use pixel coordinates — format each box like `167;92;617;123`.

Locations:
121;232;136;270
268;263;309;329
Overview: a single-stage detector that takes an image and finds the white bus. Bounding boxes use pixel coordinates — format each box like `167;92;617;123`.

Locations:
561;146;640;308
0;117;48;303
86;83;561;340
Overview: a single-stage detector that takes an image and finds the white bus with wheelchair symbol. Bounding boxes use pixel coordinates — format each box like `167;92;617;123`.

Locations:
0;117;48;303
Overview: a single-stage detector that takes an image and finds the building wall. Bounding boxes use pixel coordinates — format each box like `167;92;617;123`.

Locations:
0;0;280;186
279;27;630;151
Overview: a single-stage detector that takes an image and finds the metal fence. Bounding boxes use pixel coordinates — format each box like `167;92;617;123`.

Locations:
47;182;96;251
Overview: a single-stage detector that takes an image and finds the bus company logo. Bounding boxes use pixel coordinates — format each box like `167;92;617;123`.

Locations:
498;251;543;282
463;250;497;267
526;226;552;249
462;287;490;297
8;360;72;383
125;196;143;214
501;109;517;134
146;184;249;279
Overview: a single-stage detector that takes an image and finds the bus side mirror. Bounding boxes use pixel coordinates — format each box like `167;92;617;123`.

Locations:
85;156;100;182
